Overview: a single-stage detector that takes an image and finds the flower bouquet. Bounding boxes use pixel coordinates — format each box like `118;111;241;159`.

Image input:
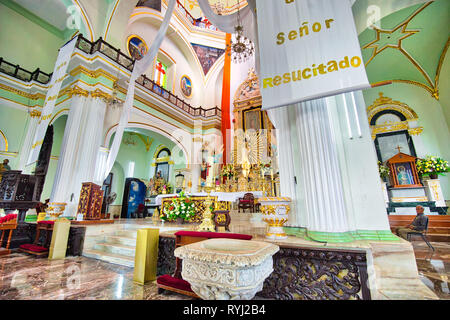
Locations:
416;156;450;179
220;164;236;178
161;191;196;222
378;161;390;180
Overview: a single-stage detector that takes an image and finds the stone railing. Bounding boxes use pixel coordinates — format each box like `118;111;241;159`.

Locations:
0;35;221;119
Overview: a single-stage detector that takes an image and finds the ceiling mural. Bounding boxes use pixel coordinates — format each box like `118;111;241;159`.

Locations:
136;0;161;11
191;43;225;75
359;0;449;100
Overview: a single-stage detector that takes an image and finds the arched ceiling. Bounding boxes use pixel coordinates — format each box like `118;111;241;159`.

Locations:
359;0;449;99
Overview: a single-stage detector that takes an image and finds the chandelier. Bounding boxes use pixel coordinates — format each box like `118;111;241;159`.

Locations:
228;0;254;64
107;67;123;108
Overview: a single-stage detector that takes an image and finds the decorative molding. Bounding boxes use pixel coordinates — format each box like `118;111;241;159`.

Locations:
368;92;424;139
408;127;424;136
367;92;418;123
362;2;447;100
0;83;46;101
0;129;9;152
91;88;113;101
67;85;90;98
233;68;262;111
29;109;42;118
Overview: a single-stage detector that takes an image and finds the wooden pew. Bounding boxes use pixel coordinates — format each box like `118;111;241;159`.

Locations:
388;215;450;242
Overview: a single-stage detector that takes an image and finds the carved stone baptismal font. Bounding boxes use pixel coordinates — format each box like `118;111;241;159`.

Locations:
174;238;279;300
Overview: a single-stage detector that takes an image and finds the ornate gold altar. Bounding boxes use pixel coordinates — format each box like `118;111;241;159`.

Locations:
227;68;279;197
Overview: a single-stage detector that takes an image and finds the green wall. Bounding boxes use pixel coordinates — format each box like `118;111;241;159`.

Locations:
0;1;64;72
0;106;28;168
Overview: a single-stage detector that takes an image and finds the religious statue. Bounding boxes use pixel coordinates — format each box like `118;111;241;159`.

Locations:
200;160;210;181
153;170;168;195
146;178;155;197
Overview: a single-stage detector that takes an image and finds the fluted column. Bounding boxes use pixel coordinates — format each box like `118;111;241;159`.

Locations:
266;107;299;226
294;99;349;233
72;93;107;188
17;109;41;173
50;88;107;217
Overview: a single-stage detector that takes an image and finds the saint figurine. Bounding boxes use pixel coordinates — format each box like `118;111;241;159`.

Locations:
146;178;154;197
153;171;166;195
201;160;210;181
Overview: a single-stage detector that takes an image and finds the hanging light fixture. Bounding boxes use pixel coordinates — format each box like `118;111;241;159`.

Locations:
106;67;123;108
228;0;254;64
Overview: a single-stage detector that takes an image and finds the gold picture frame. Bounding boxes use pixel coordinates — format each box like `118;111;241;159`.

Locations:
243;108;263;132
126;34;148;61
180;75;193;98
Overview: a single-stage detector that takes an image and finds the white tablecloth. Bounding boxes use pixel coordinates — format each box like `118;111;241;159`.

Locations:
155;191;264;205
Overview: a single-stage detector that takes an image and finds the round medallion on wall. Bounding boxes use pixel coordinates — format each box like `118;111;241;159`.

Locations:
180;75;193;98
127;35;148;61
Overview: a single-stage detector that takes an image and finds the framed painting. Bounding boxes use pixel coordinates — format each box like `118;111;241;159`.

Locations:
127;35;148;61
180;75;192;98
243;109;263;131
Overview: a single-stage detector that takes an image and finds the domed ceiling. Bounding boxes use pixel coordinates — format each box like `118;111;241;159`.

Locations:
179;0;247;18
359;0;449;100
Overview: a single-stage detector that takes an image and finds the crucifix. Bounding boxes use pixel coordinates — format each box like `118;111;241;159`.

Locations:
396;145;402;153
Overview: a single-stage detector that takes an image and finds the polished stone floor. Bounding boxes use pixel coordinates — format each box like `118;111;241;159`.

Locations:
0;252;193;300
413;240;450;300
0;239;447;300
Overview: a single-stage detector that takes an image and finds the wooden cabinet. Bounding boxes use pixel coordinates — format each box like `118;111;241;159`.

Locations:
77;182;104;220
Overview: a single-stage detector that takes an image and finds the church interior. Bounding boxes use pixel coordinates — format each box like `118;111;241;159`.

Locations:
0;0;448;303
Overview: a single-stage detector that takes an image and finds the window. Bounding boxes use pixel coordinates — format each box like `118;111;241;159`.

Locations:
154;60;167;88
375;131;417;163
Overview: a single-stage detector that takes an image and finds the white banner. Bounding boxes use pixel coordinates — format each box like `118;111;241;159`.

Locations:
99;0;177;183
256;0;370;110
27;37;78;166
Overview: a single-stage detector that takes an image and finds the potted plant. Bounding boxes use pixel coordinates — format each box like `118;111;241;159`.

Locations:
416;156;450;180
378;161;390;182
161;191;196;223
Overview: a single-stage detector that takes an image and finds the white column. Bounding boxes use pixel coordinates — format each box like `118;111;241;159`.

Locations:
267;107;299;226
50;91;107;217
50;93;88;204
72;96;107;188
327;91;390;231
293;99;349;233
17;110;40;173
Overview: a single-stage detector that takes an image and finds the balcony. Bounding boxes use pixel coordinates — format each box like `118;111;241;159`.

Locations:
0;35;221;120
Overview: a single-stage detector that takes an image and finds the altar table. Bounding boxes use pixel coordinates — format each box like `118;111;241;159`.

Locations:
155;192;264;206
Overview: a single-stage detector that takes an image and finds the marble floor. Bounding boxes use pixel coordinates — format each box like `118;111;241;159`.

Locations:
0;253;193;300
0;240;446;300
412;241;450;300
0;212;447;300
